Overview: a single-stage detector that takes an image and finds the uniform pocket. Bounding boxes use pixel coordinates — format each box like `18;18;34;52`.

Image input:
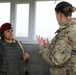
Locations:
73;62;76;72
50;67;67;75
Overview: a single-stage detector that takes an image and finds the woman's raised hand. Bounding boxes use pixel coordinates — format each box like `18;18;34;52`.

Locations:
36;35;45;47
36;35;50;49
44;38;50;49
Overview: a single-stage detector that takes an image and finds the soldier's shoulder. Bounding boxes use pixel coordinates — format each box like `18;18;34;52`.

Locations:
69;25;76;32
66;24;76;33
66;18;76;30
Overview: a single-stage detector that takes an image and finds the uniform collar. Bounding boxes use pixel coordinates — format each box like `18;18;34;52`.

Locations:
55;18;76;33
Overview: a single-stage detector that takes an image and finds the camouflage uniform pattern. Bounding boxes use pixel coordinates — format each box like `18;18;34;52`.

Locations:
39;18;76;75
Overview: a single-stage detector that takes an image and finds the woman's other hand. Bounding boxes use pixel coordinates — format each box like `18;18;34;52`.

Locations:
23;52;29;61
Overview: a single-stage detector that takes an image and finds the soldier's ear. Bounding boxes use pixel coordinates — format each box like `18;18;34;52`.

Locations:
59;12;62;18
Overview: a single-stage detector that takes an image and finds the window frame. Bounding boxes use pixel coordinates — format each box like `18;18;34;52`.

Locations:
0;0;75;44
11;0;36;43
0;1;11;25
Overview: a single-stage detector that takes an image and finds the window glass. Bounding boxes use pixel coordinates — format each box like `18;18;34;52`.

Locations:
35;1;60;40
0;3;10;26
15;4;29;37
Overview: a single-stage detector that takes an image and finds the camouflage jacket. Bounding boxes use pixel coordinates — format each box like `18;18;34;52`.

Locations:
39;18;76;67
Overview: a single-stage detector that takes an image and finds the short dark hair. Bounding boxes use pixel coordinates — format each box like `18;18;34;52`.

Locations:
55;1;73;17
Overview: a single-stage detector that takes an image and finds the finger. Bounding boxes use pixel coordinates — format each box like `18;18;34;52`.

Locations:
26;53;29;57
36;35;39;39
47;38;49;43
44;39;47;43
39;35;42;40
44;38;49;43
36;35;40;42
41;37;44;42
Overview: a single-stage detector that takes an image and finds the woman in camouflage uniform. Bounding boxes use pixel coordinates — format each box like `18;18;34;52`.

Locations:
36;1;76;75
0;23;29;75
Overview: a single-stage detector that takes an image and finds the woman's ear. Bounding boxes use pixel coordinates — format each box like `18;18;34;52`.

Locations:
56;12;62;23
59;12;62;18
59;12;63;23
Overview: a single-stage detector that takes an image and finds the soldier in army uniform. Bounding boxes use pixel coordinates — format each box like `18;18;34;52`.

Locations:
36;1;76;75
0;23;29;75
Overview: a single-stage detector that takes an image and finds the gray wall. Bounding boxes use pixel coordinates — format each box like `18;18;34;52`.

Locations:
23;44;50;75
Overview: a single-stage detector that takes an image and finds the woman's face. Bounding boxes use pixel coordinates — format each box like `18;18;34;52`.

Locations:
3;29;13;40
55;12;62;24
